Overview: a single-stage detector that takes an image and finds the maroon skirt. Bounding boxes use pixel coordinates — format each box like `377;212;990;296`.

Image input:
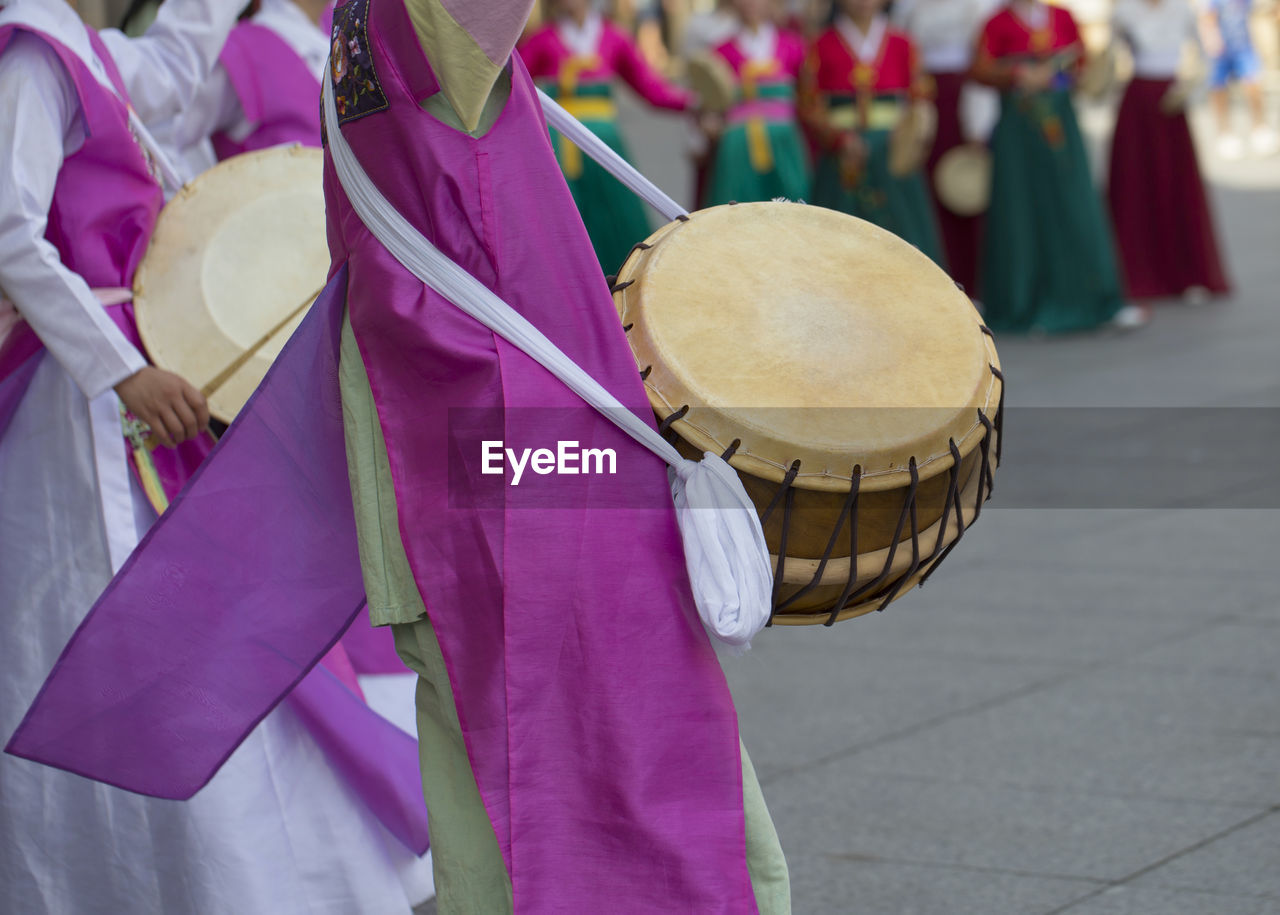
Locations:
927;70;983;297
1108;77;1230;299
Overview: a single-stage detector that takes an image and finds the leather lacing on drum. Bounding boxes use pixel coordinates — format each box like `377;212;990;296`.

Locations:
640;384;1000;625
762;400;998;625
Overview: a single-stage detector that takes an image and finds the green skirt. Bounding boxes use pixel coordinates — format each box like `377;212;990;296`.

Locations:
551;117;653;275
705;120;811;206
981;90;1123;333
811;128;945;268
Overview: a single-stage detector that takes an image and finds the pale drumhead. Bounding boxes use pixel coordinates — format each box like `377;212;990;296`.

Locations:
615;202;1000;492
134;145;328;423
934;144;992;217
685;51;737;114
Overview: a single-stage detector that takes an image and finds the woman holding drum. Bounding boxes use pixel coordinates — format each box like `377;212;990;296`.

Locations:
970;0;1140;333
700;0;811;206
799;0;945;267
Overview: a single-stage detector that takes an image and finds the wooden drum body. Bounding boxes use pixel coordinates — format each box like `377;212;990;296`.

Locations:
613;202;1003;625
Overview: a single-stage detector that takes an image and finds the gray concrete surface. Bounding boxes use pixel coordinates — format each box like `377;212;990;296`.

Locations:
417;92;1280;914
625;90;1280;914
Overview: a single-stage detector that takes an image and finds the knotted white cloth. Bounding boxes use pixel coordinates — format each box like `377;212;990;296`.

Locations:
322;75;771;649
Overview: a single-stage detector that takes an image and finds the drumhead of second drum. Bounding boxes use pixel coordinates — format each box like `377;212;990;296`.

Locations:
133;145;329;424
615;202;1000;494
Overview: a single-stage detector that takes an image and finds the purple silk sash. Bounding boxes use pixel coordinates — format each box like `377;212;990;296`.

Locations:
5;268;429;855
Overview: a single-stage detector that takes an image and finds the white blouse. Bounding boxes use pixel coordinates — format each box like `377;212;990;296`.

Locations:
892;0;1003;73
1112;0;1200;79
163;0;330;174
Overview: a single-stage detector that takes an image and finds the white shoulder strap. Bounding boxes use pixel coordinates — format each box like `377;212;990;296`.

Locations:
535;89;688;223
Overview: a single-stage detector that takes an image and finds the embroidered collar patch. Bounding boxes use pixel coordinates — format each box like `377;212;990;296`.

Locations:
330;0;388;126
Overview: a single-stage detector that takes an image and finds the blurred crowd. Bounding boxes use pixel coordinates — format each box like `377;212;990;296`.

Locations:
516;0;1278;334
90;0;1280;334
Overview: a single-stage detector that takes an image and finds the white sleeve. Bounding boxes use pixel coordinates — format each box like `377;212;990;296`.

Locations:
96;0;243;126
0;35;146;399
164;65;248;151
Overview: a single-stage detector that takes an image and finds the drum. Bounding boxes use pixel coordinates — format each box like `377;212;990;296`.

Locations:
685;51;737;114
1078;41;1117;99
133;145;328;424
613;202;1002;625
934;143;992;216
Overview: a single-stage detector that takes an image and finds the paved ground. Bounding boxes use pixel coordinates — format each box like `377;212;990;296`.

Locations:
421;94;1280;914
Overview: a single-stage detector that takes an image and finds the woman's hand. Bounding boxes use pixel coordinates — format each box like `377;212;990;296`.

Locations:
114;366;210;448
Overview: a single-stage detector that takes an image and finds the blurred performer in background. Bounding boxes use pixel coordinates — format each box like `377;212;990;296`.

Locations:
1199;0;1277;158
702;0;810;205
520;0;694;273
682;0;737;54
1109;0;1230;304
0;0;427;911
165;0;332;169
799;0;945;266
892;0;997;295
971;0;1138;332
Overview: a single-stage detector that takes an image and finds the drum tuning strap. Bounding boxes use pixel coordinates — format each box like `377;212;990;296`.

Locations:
657;404;690;436
874;462;923;613
622;241;652;264
763;461;802;626
988;365;1005;466
773;461;864;623
845;458;919;611
918;406;998;590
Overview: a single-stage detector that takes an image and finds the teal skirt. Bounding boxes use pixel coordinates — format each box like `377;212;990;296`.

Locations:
811;128;944;268
551;117;653;275
705;120;811;206
981;90;1124;333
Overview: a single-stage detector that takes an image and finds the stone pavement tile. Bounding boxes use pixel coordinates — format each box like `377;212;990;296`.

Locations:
838;666;1280;805
766;766;1254;883
1127;622;1280;682
1130;810;1280;899
1056;885;1280;915
1021;510;1280;577
953;508;1139;560
786;852;1100;915
727;624;1077;782
886;560;1223;649
921;558;1266;624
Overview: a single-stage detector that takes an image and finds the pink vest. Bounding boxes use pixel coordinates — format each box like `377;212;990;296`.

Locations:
0;24;206;493
327;0;755;909
0;25;160;288
212;21;322;159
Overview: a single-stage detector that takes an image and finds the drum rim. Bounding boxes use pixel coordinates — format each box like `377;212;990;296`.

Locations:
613;203;1003;494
